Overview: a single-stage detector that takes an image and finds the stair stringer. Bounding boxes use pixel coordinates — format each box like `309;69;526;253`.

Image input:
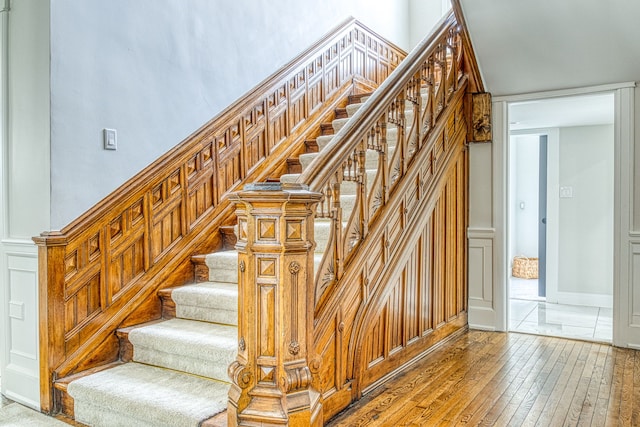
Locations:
309;82;469;420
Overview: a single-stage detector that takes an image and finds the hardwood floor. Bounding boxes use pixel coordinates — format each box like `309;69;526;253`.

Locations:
327;330;639;426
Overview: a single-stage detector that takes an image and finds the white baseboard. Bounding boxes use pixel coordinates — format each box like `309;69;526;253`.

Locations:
468;306;497;331
551;291;613;309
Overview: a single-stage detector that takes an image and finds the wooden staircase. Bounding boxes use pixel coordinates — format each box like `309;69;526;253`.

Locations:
35;11;486;427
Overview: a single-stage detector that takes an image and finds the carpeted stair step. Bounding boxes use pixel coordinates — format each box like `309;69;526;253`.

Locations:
316;135;334;150
334;107;349;119
305;139;319;152
332;117;350;133
205;250;238;282
320;123;334;135
128;318;236;381
67;362;228;427
172;282;238;325
300;148;382;171
348;93;371;104
346;103;363;116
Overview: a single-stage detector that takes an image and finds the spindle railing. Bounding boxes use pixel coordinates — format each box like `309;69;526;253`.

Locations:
300;13;464;312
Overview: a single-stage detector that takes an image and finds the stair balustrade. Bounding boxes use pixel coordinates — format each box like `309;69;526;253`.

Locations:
228;11;484;424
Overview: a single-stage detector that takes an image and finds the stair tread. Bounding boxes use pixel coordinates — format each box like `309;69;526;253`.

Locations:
172;282;237;305
172;282;238;325
129;318;237;353
67;362;228;427
128;318;237;381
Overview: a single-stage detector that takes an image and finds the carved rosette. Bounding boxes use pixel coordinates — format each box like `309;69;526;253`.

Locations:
289;340;300;355
289;261;301;274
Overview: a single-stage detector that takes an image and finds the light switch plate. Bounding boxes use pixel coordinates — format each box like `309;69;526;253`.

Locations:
104;128;117;150
560;186;573;198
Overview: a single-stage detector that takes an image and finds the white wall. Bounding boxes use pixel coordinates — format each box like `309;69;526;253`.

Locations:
0;0;50;408
49;0;411;229
408;0;451;49
557;125;614;297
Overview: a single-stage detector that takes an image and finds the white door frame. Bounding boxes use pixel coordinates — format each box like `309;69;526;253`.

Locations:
0;0;9;395
490;82;635;347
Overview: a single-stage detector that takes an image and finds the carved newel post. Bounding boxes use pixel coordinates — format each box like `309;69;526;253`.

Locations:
227;183;323;426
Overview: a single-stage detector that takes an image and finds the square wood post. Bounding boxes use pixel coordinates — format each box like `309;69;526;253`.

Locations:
227;183;323;427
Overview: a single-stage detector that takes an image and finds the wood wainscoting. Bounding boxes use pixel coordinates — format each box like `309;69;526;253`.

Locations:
33;18;406;414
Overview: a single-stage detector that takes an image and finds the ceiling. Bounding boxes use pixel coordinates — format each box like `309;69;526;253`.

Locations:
509;92;614;131
459;0;640;96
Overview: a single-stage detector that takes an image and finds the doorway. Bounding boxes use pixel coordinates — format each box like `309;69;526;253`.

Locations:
506;93;615;343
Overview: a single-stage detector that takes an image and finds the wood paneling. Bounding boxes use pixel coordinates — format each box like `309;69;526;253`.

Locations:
34;18;406;414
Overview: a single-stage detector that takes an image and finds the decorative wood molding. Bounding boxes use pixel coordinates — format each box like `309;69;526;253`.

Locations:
34;19;406;414
471;92;492;142
228;183;323;426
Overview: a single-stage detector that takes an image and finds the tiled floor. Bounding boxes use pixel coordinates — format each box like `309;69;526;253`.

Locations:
509;277;612;342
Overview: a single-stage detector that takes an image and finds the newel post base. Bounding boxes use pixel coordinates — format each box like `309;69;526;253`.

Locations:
227;183;323;427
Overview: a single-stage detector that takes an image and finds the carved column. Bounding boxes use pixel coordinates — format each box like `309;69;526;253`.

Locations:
228;183;323;427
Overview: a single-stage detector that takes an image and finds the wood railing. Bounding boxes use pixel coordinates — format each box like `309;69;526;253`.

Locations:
33;18;405;414
228;11;483;424
301;13;464;313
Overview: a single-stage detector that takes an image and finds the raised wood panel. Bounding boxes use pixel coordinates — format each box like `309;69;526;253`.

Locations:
307;74;324;115
405;243;420;343
64;273;101;342
151;196;183;261
365;308;386;368
420;222;433;335
109;236;145;302
269;108;288;152
387;276;404;354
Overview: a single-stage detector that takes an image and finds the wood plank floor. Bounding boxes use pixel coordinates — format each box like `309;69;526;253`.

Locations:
327;330;639;426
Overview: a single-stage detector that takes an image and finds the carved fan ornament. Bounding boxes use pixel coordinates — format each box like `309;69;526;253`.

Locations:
370;189;383;217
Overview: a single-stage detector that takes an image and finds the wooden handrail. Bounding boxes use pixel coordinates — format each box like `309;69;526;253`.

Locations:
33;18;406;414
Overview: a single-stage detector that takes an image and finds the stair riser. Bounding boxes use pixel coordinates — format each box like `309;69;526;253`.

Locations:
176;305;237;326
133;347;234;382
